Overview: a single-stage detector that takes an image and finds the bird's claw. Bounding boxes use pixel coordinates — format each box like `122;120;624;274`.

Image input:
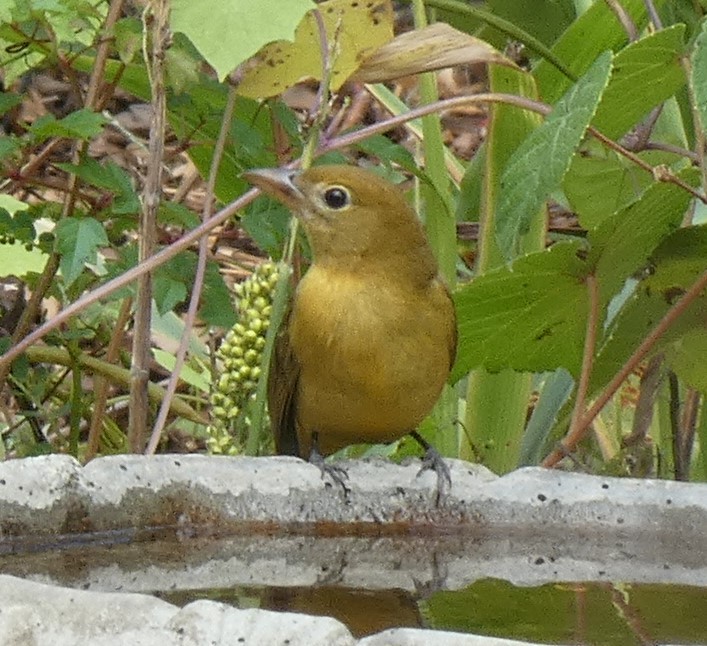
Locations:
417;448;452;506
309;446;351;499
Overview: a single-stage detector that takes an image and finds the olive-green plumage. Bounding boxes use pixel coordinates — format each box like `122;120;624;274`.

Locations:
243;165;456;459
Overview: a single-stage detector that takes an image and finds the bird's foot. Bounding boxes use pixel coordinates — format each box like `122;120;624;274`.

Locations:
410;430;452;506
309;445;351;499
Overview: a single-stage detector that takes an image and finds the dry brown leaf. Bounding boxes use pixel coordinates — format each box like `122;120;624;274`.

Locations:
355;23;518;83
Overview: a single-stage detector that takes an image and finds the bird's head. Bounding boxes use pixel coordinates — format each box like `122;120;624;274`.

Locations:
243;165;434;276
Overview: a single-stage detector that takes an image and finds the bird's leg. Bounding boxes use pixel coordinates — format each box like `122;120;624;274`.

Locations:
309;432;351;499
409;430;452;505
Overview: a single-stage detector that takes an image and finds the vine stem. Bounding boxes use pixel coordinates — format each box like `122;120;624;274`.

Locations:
543;268;707;467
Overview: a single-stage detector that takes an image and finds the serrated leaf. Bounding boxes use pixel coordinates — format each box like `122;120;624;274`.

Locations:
201;261;237;328
691;16;707;132
534;0;657;104
153;274;188;315
57;157;140;215
592;225;707;393
592;26;686;139
55;217;109;286
452;241;589;381
496;52;612;261
564;142;652;229
30;109;107;141
590;167;701;306
171;0;314;81
238;0;394;98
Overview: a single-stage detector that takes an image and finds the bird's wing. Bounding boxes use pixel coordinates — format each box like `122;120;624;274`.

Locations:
267;306;301;456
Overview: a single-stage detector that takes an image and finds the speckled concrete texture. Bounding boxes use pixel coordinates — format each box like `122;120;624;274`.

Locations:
0;454;706;645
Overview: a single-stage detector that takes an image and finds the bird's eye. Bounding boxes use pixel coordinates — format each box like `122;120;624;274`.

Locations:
322;186;350;210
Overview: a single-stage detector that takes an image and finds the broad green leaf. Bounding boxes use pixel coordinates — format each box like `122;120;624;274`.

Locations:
56;157;140;215
0;243;47;276
692;16;707;132
55;217;109;286
669;327;707;393
592;26;686;139
169;84;277;204
533;0;661;104
452;241;588;381
496;52;612;260
590;167;700;307
238;0;394;98
153;274;188;316
29;109;107;142
171;0;314;81
487;0;575;47
592;225;707;394
563;142;652;229
459;64;541;472
201;261;237;328
0;195;27;216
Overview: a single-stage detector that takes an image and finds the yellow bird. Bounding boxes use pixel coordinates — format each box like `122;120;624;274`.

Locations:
243;165;457;494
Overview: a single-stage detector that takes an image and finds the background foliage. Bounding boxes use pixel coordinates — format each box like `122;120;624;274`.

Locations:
0;0;706;482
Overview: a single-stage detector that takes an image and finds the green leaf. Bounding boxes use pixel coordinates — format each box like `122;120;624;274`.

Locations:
54;217;109;286
153;274;188;316
691;16;707;132
0;135;20;160
201;261;236;328
0;91;22;116
56;157;140;215
458;65;542;472
592;26;686;139
159;202;200;229
153;349;211;392
563;142;652;229
590;167;701;306
592;225;707;394
452;241;588;381
171;0;314;81
169;85;277;204
496;52;612;260
30;109;107;141
533;0;660;104
487;0;575;47
669;327;707;393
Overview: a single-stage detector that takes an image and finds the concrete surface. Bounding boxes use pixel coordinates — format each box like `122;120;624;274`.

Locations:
0;454;706;645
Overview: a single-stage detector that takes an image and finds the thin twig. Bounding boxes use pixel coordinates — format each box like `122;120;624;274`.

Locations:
145;84;238;455
543;268;707;467
643;0;664;29
129;0;169;452
551;273;600;464
604;0;639;40
85;297;133;461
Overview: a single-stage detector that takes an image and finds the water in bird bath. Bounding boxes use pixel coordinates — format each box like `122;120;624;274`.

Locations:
2;527;706;644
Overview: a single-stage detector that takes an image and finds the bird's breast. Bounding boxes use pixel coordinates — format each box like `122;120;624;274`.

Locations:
288;264;454;455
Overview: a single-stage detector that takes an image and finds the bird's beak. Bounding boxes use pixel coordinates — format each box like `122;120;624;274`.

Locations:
242;168;305;212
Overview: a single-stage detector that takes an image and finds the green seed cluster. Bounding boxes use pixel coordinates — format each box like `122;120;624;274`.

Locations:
208;262;278;454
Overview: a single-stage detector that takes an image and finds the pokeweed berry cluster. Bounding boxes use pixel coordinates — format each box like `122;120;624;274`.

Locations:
208;261;278;454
